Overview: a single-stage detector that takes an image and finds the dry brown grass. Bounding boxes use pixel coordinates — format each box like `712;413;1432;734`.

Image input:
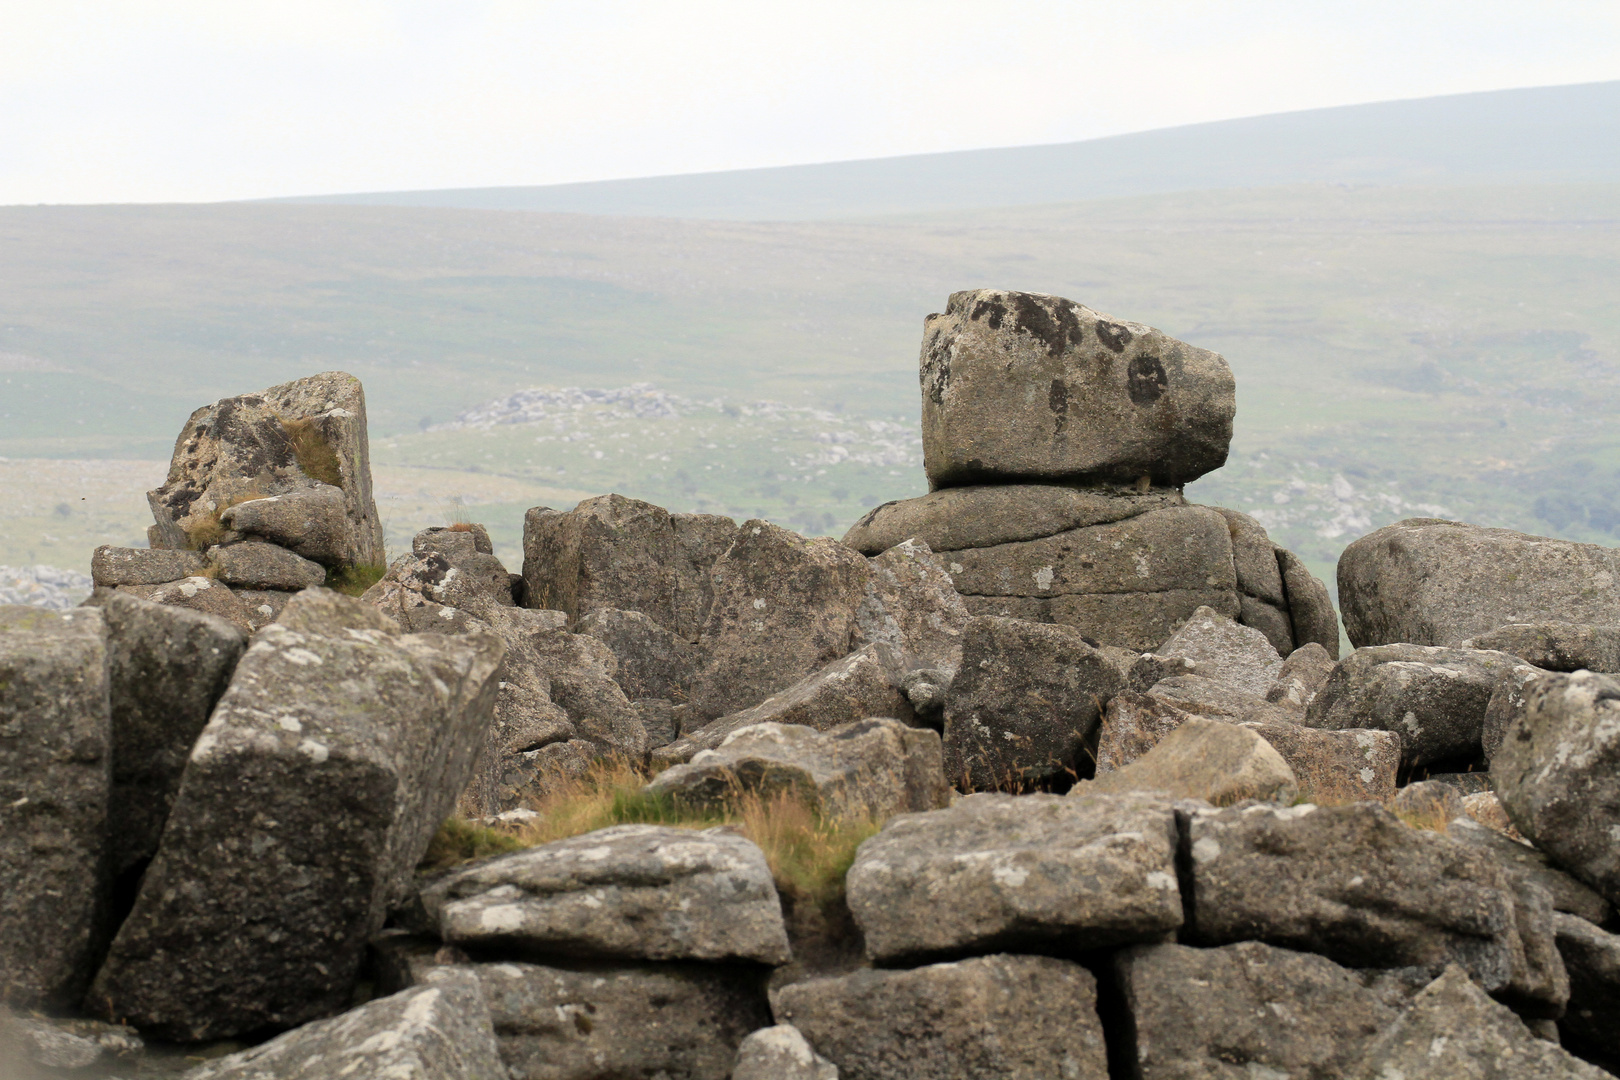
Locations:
279;416;343;488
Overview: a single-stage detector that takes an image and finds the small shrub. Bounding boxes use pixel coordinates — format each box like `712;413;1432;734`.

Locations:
279;416;343;487
325;562;387;597
418;817;526;872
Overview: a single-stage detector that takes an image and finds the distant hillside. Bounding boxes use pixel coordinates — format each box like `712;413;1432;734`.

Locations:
267;81;1620;220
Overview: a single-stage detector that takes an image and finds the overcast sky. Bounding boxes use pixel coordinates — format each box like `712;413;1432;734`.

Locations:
2;1;1617;206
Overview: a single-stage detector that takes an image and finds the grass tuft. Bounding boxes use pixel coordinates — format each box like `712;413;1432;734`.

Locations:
280;416;344;488
418;817;527;873
325;562;388;597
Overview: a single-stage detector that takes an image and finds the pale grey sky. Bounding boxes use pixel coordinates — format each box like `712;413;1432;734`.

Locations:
2;0;1617;205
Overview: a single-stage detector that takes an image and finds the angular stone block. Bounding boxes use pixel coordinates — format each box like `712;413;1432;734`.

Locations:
1082;718;1297;806
91;545;206;587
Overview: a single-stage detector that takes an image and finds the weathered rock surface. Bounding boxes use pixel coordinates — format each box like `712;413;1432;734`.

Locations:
1462;621;1620;673
772;954;1108;1080
1145;673;1274;721
179;969;503;1080
1265;641;1335;711
942;615;1125;789
646;719;949;823
1082;718;1297;806
850;538;969;670
208;540;327;591
732;1024;839;1080
1392;778;1467;825
0;605;109;1008
1153;604;1282;699
1482;660;1548;763
1277;546;1342;659
575;606;695;701
90;545;206;586
1183;801;1526;990
1339;518;1620;648
1352;965;1607;1079
846;792;1182;963
235;588;294;630
0;1012;142;1073
88;589;504;1041
1493;670;1620;905
842;482;1184;555
1305;643;1527;767
1243;722;1402;805
1095;691;1198;773
148;372;385;568
1554;911;1620;1061
919;289;1235;488
420;825;791;964
684;520;870;722
118;576;255;634
1116;941;1398;1079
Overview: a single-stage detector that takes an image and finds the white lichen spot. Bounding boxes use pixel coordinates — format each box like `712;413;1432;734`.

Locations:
1360;767;1376;783
992;864;1029;888
752;598;767;610
1192;837;1222;864
950;562;964;574
439;607;456;619
1033;565;1054;591
256;604;273;616
298;739;329;764
282;647;324;667
1348;875;1364;888
1134;552;1151;578
577;845;614;861
278;716;303;733
1428;1035;1448;1059
478;904;527;934
1146;871;1177;890
1401;711;1420;732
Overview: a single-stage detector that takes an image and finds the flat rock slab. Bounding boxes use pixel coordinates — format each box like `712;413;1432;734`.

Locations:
1080;718;1297;806
1339;518;1620;648
209;540;326;591
1242;721;1401;805
1117;941;1398;1079
421;824;791;964
919;289;1234;488
646;718;949;824
118;576;255;634
0;607;109;1008
772;953;1108;1080
1154;604;1281;699
731;1025;839;1080
88;589;504;1041
91;545;206;587
1461;621;1620;673
180;969;503;1080
846;792;1182;963
1493;670;1620;905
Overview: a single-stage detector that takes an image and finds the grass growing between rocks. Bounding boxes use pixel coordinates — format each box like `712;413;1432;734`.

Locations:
279;417;344;487
325;562;388;596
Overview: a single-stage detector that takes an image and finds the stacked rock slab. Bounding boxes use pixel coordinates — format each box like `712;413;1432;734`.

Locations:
845;289;1337;656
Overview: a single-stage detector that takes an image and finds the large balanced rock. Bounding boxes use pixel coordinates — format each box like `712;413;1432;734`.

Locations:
1494;670;1620;905
146;371;386;569
846;792;1182;963
0;606;110;1008
646;719;949;823
88;589;504;1040
420;825;791;964
1338;518;1620;648
772;954;1109;1080
919;289;1234;488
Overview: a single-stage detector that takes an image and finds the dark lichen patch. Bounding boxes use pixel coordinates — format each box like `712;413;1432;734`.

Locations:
1007;293;1083;356
1048;378;1070;440
969;297;1006;329
1127;354;1169;405
1096;321;1134;353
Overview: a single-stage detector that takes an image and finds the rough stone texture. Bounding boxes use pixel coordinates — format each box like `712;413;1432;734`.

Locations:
1237;593;1295;659
1;1012;143;1072
1352;965;1608;1079
919;289;1235;488
846;792;1182;963
772;954;1108;1080
646;719;949;823
1082;718;1297;806
1215;508;1287;607
88;589;504;1041
959;589;1243;652
1153;604;1282;699
1305;644;1528;767
1493;670;1620;905
731;1024;838;1080
529;626;648;761
420;825;791;964
635;698;679;748
1145;674;1271;721
670;513;740;642
118;576;255;634
1482;661;1548;764
147;372;385;568
1245;723;1402;805
1277;546;1341;659
656;643;911;768
1462;622;1620;673
942;616;1126;789
0;606;109;1008
1460;790;1527;842
1095;690;1199;773
842;483;1184;556
1184;801;1526;991
850;539;969;671
442;960;771;1080
236;588;294;630
685;520;870;722
1554;911;1620;1061
575;606;695;701
1265;641;1335;712
410;529;515;605
1116;941;1398;1079
1128;650;1205;692
91;545;206;586
93;592;246;878
179;969;503;1080
209;539;327;591
1393;779;1467;824
1339;518;1620;649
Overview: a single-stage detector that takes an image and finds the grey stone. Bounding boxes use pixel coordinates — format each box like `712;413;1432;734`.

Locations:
415;522;493;554
209;539;327;590
961;588;1243;652
91;544;207;586
1305;644;1528;767
919;289;1234;488
1126;651;1204;692
850;539;969;671
410;528;515;604
732;1024;838;1080
846;792;1182;963
1483;661;1549;763
439;960;770;1080
529;625;647;761
179;969;503;1080
942;616;1125;789
1116;941;1398;1079
1554;911;1620;1060
1277;546;1341;659
2;1012;142;1071
1460;790;1527;841
1081;718;1297;806
366;543;516;621
1237;593;1295;658
899;666;952;716
1338;518;1620;649
0;605;109;1008
1265;641;1336;711
149;372;386;568
1462;622;1620;673
118;576;255;634
646;718;949;823
1493;670;1620;905
842;482;1184;555
1246;723;1401;805
87;588;504;1041
657;643;911;768
1095;690;1199;773
1216;507;1287;607
575;606;695;701
236;588;294;630
1184;801;1525;990
1393;779;1467;825
1153;603;1282;699
773;954;1107;1080
421;825;791;964
1146;673;1271;720
635;698;678;748
671;512;741;641
1352;965;1608;1079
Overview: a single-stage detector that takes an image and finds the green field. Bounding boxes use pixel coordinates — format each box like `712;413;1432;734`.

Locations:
2;182;1617;589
